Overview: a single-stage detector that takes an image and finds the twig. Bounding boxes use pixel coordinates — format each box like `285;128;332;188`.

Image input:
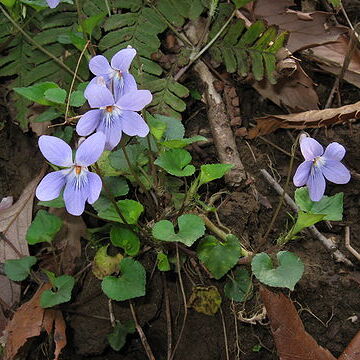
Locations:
108;299;116;327
193;60;247;186
129;301;156;360
260;169;353;266
0;5;83;81
169;244;188;360
162;273;172;360
219;307;230;360
345;226;360;261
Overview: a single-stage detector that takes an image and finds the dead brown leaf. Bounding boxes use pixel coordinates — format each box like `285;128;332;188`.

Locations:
0;170;44;310
49;208;86;275
260;286;337;360
304;33;360;88
338;330;360;360
251;61;319;112
4;284;67;360
248;100;360;138
252;0;346;53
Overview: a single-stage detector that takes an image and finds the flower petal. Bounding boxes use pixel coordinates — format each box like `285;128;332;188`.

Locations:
122;72;138;93
116;90;152;111
300;137;324;161
293;161;312;187
110;48;137;71
36;171;67;201
323;142;346;161
85;84;114;108
89;55;112;76
97;120;122;151
46;0;60;8
113;72;138;100
84;76;109;99
75;132;106;166
87;172;102;204
121;111;149;137
63;173;89;216
39;135;73;167
307;167;326;202
76;109;102;136
322;159;351;184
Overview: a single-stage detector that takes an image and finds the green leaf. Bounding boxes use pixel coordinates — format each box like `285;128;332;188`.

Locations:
69;90;86;107
110;225;140;256
197;235;241;279
232;0;253;9
96;199;144;224
224;267;252;302
327;0;341;8
40;274;75;308
161;136;207;149
107;320;135;351
110;144;148;173
34;108;63;123
97;150;122;176
4;256;37;281
0;0;16;7
152;214;205;246
251;251;304;290
295;187;344;221
157;252;170;271
54;126;74;144
13;82;59;106
103;177;129;197
154;149;195;176
101;258;146;301
147;113;168;140
199;163;234;186
26;210;62;245
81;13;106;35
154;115;185;140
44;88;67;104
38;194;65;208
291;211;326;237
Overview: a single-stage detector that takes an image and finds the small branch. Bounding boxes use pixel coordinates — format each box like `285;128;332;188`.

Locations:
260;169;353;266
129;301;156;360
345;226;360;262
162;273;172;360
219;307;230;360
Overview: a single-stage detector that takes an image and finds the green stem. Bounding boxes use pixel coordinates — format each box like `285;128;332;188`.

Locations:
104;0;112;17
0;5;83;82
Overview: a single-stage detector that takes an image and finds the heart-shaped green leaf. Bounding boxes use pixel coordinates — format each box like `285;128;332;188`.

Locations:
197;235;241;279
40;274;75;308
224;267;253;302
160;136;207;149
110;225;140;256
157;252;170;271
251;251;304;290
4;256;37;281
152;214;205;246
295;187;344;221
44;88;67;104
154;149;195;176
101;258;146;301
26;210;62;244
107;320;135;351
199;163;233;186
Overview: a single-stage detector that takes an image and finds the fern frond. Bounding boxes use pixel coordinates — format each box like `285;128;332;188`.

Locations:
210;4;287;84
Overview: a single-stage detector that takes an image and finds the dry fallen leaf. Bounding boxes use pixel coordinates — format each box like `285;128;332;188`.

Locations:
260;286;337;360
338;330;360;360
252;0;346;53
251;61;319;112
304;33;360;89
248;100;360;138
0;170;44;310
49;208;86;275
4;283;67;360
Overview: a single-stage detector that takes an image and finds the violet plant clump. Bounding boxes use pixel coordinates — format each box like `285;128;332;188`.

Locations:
293;134;351;201
36;132;105;216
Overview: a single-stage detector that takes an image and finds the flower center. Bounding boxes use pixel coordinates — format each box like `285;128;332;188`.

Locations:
313;156;325;167
75;165;82;175
105;106;114;112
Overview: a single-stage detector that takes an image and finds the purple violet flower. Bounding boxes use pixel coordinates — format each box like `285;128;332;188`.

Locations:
36;132;106;216
46;0;60;8
77;84;152;150
293;135;351;201
87;48;137;100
